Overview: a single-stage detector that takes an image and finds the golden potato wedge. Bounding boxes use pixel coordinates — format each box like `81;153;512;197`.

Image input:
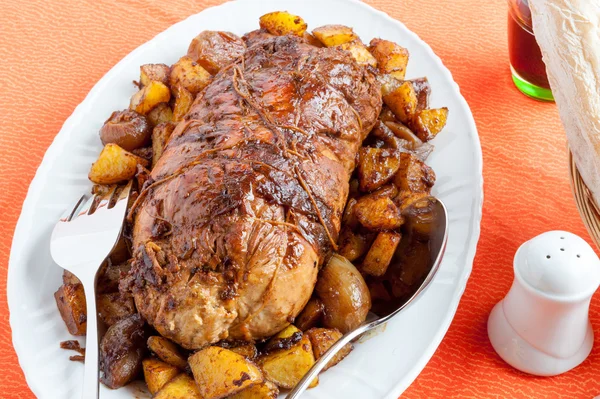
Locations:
378;74;403;97
395;191;430;213
337;228;373;262
316;254;371;333
152;122;177;168
383;81;418;124
88;143;148;184
337;40;377;67
303;32;324;47
393;152;436;194
259;11;307;37
257;334;318;389
54;283;86;336
228;381;279;399
362;231;402;276
229;343;258;360
148;336;188;370
358;147;402;192
354;195;404;231
369;120;410;150
153;374;202;399
142;358;180;395
140;63;170;87
130;80;171;115
169;56;212;96
410;77;431;112
305;328;353;371
187;31;246;75
369;38;409;80
312;25;357;47
367;183;399;199
274;324;301;339
172;85;194;122
147;103;173;127
97;292;136;327
295;298;325;331
189;346;263;399
410;107;449;142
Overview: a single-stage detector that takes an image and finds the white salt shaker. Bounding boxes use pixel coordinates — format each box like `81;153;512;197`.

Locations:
488;231;600;376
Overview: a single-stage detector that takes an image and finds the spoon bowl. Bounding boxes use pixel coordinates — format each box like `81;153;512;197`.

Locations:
287;197;448;399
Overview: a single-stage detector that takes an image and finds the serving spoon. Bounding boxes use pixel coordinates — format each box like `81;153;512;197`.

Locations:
287;197;448;399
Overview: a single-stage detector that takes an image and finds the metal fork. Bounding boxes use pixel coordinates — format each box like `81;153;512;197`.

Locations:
50;181;133;399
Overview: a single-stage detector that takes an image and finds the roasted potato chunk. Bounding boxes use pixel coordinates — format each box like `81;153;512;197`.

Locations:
228;381;279;399
257;333;318;389
152;122;177;168
367;183;399;199
358;147;402;192
354;195;404;231
305;328;353;371
97;292;136;327
169;56;211;96
189;346;263;399
100;314;148;389
295;297;325;331
362;231;402;276
229;343;258;360
153;374;202;399
148;336;188;370
383;81;418;124
147;103;173;127
54;283;86;336
142;358;180;395
187;31;245;75
312;25;357;47
369;38;409;80
393;152;436;194
337;40;377;67
411;77;431;112
100;109;151;151
130;80;171;115
303;32;324;47
259;11;307;37
315;254;371;333
410;107;449;142
337;228;373;262
88;143;148;184
172;85;194;122
140;63;170;87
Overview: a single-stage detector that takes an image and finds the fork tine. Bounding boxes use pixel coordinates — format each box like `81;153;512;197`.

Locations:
75;194;96;218
94;185;118;213
60;195;87;222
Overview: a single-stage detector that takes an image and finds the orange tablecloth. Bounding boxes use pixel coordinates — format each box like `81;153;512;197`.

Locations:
1;0;599;397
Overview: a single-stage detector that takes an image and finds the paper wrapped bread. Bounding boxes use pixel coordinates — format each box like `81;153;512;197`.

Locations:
529;0;600;204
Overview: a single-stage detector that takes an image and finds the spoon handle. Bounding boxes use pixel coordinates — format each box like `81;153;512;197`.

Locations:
286;322;377;399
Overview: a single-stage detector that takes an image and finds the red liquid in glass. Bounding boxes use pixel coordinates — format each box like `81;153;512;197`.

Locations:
508;13;550;89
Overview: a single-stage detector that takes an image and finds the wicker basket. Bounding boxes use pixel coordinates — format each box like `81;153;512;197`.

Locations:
569;150;600;248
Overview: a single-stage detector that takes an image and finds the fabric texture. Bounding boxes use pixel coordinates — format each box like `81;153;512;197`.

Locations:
0;0;598;397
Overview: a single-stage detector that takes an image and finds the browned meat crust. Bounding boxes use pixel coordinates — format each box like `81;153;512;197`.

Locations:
129;34;381;349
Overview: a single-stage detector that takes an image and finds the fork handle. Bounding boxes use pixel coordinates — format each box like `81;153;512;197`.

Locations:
81;274;100;399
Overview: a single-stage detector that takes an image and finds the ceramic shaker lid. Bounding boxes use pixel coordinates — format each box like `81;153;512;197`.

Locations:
514;231;600;297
